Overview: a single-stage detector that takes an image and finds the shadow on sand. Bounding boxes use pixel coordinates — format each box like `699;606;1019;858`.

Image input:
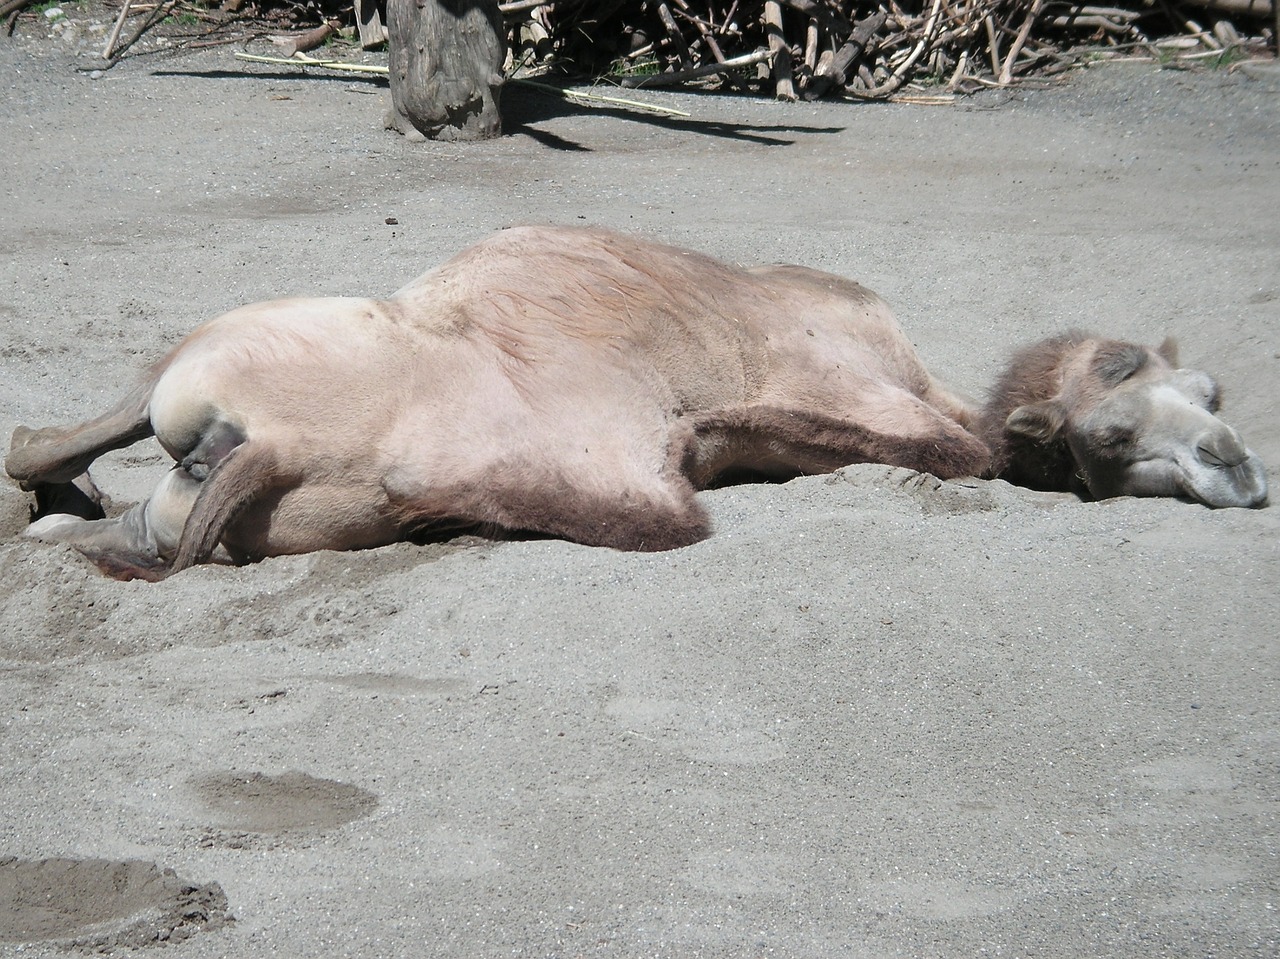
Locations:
150;66;851;151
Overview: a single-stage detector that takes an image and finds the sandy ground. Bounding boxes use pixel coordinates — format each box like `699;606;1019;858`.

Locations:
1;23;1278;957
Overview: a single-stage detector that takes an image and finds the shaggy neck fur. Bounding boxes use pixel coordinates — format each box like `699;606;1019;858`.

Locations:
977;332;1091;495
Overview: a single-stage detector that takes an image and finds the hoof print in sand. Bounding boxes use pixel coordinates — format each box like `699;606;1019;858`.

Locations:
0;856;231;948
829;463;1006;514
191;770;377;834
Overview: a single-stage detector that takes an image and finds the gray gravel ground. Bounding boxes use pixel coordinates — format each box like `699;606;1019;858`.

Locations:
1;28;1278;958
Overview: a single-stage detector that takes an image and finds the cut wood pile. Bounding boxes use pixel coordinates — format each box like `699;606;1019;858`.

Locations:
6;0;1276;100
504;0;1277;98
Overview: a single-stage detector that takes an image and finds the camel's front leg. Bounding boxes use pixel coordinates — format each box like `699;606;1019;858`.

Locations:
680;398;992;489
24;468;201;580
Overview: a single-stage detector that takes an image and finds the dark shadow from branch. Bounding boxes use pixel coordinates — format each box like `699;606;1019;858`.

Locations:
502;82;847;150
149;67;849;151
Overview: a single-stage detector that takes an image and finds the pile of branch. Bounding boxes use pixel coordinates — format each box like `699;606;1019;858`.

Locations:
502;0;1277;99
7;0;1273;97
3;0;333;52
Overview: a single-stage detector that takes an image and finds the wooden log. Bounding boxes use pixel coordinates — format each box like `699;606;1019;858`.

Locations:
763;0;797;100
354;0;388;50
1045;4;1142;20
671;0;730;64
804;10;887;100
385;0;506;142
1176;0;1271;17
1000;0;1045;85
984;14;1001;76
102;0;134;60
498;0;548;14
1047;14;1133;32
656;1;693;67
799;16;819;89
270;19;340;57
0;0;37;19
856;0;944;98
946;48;970;91
776;0;850;35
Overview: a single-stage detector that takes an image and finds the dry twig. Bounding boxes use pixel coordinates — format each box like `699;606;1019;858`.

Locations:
21;0;1269;101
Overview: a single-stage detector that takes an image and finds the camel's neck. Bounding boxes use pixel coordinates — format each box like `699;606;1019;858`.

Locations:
978;332;1089;493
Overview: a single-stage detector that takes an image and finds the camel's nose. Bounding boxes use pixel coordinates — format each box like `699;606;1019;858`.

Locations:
1197;427;1249;468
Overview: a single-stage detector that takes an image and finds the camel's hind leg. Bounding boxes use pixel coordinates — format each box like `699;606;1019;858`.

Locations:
24;426;285;578
679;403;992;489
25;467;202;581
6;380;154;487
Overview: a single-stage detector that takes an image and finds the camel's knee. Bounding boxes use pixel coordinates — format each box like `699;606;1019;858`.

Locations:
9;424;36;452
567;484;709;552
7;424;60;485
8;424;99;487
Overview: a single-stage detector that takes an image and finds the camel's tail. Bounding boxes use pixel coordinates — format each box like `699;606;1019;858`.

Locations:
5;366;166;488
170;440;283;573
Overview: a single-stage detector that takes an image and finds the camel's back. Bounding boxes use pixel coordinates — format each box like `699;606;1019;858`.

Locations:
389;225;917;409
391;225;766;341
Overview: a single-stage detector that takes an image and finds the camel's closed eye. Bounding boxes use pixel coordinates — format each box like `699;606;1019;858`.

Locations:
1096;426;1136;451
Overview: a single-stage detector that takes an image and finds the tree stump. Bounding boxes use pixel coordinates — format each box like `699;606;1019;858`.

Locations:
385;0;505;142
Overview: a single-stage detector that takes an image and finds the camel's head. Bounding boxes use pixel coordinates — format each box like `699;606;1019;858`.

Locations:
1001;337;1268;508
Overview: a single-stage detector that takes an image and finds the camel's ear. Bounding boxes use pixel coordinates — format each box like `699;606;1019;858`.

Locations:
1005;401;1066;443
1157;336;1179;367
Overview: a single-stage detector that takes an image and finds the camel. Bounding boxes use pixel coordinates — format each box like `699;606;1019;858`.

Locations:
979;331;1266;508
4;226;1268;580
